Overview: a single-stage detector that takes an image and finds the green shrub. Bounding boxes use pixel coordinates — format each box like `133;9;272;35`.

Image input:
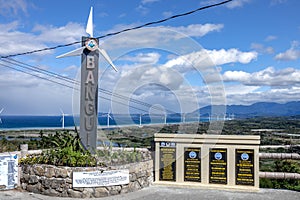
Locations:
260;159;300;191
20;130;98;167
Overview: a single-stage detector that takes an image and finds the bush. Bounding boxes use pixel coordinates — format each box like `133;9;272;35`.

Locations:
20;130;147;167
20;130;97;167
260;159;300;191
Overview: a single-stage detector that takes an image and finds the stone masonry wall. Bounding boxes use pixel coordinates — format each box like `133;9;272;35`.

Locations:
20;159;153;198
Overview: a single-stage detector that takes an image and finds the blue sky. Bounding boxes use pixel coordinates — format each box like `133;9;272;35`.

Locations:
0;0;299;115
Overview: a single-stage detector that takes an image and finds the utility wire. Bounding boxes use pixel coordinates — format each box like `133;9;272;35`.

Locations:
0;61;150;113
0;0;232;59
0;62;75;90
4;58;176;113
0;58;175;113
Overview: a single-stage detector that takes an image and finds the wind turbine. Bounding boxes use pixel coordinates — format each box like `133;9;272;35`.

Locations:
182;113;186;123
60;109;65;129
56;7;118;72
139;113;146;127
106;110;112;127
0;108;3;124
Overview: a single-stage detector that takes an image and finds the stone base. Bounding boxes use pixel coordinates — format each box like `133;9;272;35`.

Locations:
20;160;153;198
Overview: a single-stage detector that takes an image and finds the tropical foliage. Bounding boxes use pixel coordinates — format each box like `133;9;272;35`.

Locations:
19;129;145;167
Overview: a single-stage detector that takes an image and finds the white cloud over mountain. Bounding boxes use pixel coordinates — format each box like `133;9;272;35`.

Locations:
223;67;300;86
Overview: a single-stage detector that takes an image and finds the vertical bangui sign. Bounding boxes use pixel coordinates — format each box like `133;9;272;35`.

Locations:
184;147;201;182
56;7;118;153
236;149;254;186
80;37;99;153
209;148;227;184
159;142;176;181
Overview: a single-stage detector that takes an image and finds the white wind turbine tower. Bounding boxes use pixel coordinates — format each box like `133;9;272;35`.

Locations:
139;114;142;127
0;108;3;124
139;113;146;127
107;110;112;127
60;109;65;129
182;113;186;123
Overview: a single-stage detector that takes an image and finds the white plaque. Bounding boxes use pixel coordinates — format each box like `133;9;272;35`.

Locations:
73;169;129;188
0;154;18;190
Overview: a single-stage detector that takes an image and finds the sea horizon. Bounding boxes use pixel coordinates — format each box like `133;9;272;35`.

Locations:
0;114;213;131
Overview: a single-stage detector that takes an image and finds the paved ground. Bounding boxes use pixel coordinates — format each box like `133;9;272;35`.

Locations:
0;185;299;200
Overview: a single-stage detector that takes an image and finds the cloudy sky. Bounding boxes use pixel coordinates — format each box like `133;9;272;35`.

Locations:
0;0;299;115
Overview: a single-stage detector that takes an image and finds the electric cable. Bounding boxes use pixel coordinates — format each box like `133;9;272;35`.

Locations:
2;57;176;113
0;0;232;59
0;59;174;113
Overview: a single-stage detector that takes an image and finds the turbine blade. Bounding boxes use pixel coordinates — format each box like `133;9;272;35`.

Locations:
56;47;85;58
0;108;3;114
98;48;118;72
86;7;93;37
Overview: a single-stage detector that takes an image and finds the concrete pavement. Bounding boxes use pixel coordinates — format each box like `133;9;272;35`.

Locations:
0;185;299;200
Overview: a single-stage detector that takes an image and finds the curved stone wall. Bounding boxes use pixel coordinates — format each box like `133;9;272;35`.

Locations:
20;159;153;198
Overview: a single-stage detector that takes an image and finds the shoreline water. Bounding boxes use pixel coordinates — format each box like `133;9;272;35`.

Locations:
0;115;214;130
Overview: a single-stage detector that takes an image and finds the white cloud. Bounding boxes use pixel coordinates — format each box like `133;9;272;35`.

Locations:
224;84;259;95
225;86;300;106
251;43;274;54
164;48;257;71
33;23;85;44
171;24;223;38
223;70;251;82
206;48;257;65
102;24;224;52
63;65;79;72
136;5;149;15
0;0;28;16
201;0;251;9
275;41;300;61
99;47;257;113
141;0;160;4
226;0;251;9
223;67;300;86
270;0;287;6
265;35;277;42
121;52;161;64
162;11;172;18
0;21;85;56
0;68;75;115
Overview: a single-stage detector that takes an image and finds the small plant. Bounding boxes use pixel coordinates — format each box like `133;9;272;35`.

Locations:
20;129;99;167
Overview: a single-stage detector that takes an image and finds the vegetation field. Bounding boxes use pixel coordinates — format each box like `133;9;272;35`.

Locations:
1;116;300;191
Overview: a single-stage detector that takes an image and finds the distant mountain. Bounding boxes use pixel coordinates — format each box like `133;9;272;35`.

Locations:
193;101;300;118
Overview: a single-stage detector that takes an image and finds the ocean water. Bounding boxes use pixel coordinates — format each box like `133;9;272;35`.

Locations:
0;114;204;130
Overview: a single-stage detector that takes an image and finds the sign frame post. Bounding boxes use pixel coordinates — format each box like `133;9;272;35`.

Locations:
79;37;99;153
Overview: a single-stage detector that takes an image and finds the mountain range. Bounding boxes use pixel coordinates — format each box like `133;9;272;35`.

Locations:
194;101;300;118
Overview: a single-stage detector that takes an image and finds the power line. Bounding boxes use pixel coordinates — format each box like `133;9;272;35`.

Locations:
6;58;176;113
0;0;232;59
0;58;175;113
0;61;149;113
0;62;75;90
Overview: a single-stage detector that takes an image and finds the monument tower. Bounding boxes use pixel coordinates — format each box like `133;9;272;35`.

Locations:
57;7;118;153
